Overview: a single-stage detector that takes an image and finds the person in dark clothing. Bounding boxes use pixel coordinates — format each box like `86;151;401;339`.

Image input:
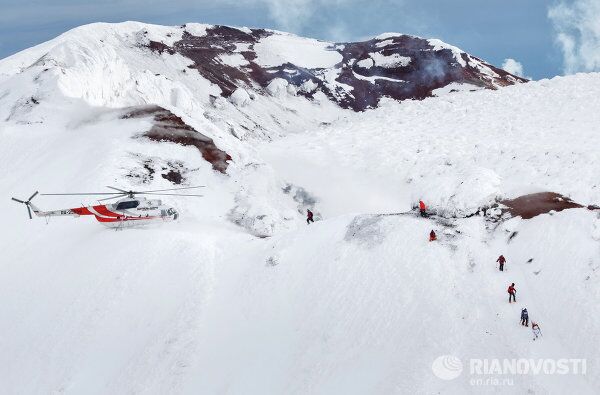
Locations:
429;230;437;241
306;209;314;224
508;283;516;303
497;255;506;271
521;308;529;326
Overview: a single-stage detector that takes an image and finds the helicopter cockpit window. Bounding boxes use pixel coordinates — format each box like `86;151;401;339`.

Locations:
116;200;140;210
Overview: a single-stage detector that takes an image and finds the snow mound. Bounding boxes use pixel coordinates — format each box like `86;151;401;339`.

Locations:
228;88;251;106
254;33;342;68
370;52;411;68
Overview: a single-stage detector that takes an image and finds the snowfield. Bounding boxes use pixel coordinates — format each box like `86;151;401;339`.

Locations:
253;33;342;68
1;22;599;394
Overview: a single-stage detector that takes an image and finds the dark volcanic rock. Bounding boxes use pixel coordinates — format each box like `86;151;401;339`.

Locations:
500;192;583;219
145;26;526;111
122;105;231;173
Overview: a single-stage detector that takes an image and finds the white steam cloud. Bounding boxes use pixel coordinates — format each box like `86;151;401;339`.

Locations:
258;0;349;37
501;58;525;77
261;0;318;32
548;0;600;74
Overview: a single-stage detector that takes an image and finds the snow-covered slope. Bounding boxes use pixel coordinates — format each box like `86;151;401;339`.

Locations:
1;22;599;394
0;21;524;136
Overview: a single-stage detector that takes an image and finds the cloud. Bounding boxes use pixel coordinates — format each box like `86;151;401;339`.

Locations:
260;0;319;32
501;58;525;77
548;0;600;74
324;22;351;42
259;0;350;36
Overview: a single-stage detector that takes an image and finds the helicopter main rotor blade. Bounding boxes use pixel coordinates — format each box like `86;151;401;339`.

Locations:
40;192;124;196
106;186;128;193
27;205;32;219
11;197;25;203
138;186;206;193
28;191;39;201
97;194;128;202
141;193;203;197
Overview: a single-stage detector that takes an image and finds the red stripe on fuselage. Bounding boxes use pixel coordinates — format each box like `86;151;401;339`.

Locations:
92;205;122;217
93;215;158;223
71;207;94;215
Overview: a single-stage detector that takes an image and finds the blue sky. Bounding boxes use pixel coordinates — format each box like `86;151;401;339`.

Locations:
0;0;598;80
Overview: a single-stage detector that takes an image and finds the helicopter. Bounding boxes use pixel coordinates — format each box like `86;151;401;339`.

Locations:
11;185;204;228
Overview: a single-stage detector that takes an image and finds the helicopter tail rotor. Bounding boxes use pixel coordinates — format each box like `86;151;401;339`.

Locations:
11;191;39;219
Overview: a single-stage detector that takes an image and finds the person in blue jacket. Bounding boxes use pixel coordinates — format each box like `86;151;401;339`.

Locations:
520;308;529;327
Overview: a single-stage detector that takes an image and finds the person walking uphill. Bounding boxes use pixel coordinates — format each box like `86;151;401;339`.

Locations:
497;255;506;271
521;308;529;326
306;209;314;225
508;283;516;303
532;322;542;340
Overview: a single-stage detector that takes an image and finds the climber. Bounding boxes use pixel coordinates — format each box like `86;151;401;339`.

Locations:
429;230;437;242
306;209;314;225
497;255;506;271
520;308;529;326
532;322;542;340
508;283;516;303
419;200;427;217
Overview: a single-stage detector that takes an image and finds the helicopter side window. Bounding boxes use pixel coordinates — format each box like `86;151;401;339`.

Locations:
116;200;140;210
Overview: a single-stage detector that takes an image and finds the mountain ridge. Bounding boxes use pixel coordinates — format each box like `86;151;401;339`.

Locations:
0;21;525;113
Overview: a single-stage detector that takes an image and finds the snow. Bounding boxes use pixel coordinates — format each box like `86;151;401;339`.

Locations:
183;23;212;37
261;74;600;212
356;52;411;70
254;34;343;68
375;39;395;48
265;78;289;97
352;70;404;83
369;52;411;68
299;79;319;93
428;38;467;67
234;26;253;34
315;68;355;100
356;58;374;68
228;87;251;106
234;42;252;52
432;82;484;96
374;32;407;40
217;53;249;67
1;21;600;394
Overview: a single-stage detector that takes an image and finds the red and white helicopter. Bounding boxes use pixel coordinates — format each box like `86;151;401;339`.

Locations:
11;186;203;228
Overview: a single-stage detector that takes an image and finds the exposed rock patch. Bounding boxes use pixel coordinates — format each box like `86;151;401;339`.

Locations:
124;153;197;185
282;183;318;215
122;105;231;173
500;192;583;219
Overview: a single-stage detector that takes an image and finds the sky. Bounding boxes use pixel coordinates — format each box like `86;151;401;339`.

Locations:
0;0;599;80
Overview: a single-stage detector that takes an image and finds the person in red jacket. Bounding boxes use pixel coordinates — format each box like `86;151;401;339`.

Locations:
497;255;506;271
419;200;427;217
429;230;437;241
306;209;314;224
508;283;516;303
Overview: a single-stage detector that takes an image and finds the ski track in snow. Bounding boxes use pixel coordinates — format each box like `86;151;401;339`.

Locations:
1;22;600;394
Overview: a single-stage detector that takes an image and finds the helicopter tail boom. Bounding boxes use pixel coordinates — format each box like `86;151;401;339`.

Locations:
11;191;84;219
